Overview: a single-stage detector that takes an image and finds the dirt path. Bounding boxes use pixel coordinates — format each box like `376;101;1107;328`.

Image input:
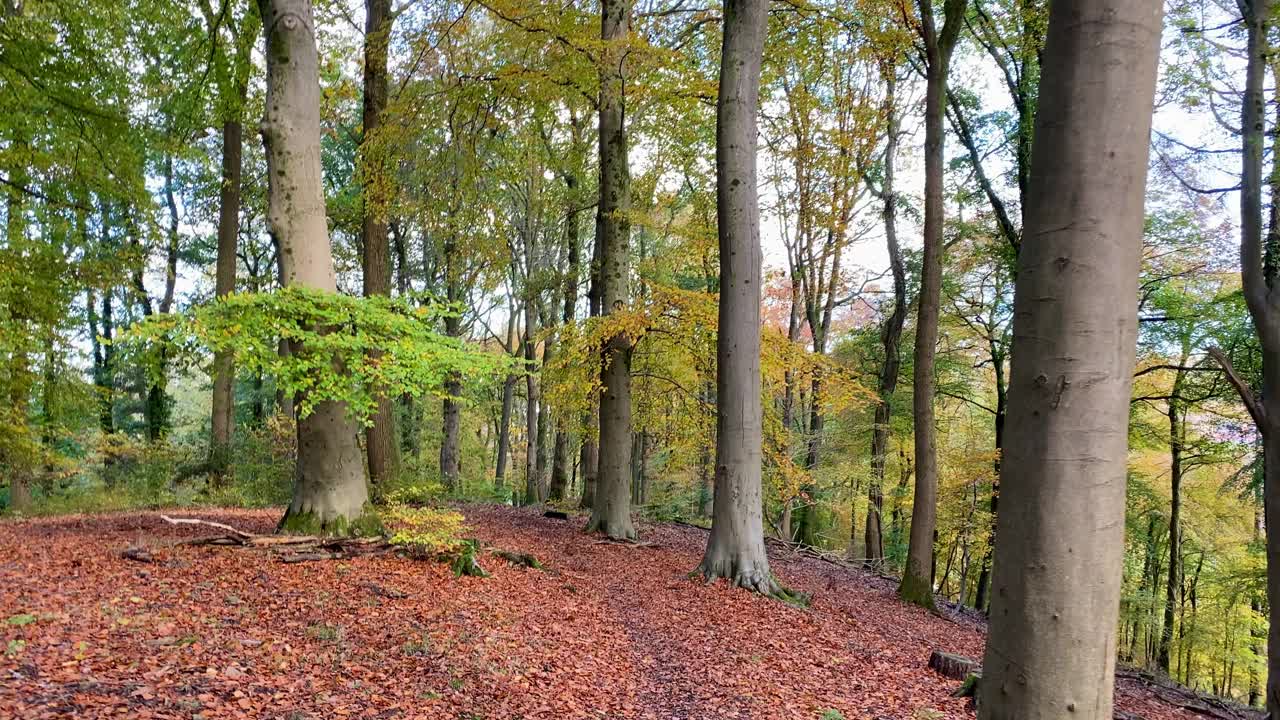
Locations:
0;505;1209;720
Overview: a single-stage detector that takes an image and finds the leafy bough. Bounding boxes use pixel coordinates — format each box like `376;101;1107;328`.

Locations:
122;286;513;424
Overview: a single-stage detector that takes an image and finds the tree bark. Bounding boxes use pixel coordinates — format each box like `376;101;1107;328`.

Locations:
578;230;601;509
210;118;243;482
586;0;636;538
1223;2;1280;715
360;0;399;486
901;0;966;609
259;0;370;534
523;298;540;504
1158;362;1187;672
697;0;780;596
440;311;463;491
977;1;1162;716
863;68;904;569
549;185;582;502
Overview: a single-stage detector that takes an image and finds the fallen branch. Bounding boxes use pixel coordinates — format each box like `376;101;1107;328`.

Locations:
592;538;657;548
278;551;344;564
160;515;255;543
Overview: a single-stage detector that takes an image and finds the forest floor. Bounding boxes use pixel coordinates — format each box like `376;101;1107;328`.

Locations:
0;504;1253;720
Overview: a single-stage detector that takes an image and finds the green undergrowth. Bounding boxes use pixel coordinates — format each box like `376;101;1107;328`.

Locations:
382;504;487;576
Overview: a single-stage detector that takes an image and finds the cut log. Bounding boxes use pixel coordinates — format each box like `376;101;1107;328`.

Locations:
121;546;155;563
928;650;981;680
493;549;543;569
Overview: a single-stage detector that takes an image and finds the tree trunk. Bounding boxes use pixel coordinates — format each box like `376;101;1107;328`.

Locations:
523;300;540;505
1158;364;1187;671
864;68;904;568
586;0;635;539
210;118;243;482
440;311;463;491
361;0;399;486
495;373;516;490
901;0;966;610
579;202;604;510
697;0;780;596
259;0;371;535
977;1;1162;716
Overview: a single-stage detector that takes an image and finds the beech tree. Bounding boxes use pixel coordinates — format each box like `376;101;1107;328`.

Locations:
900;0;966;609
586;0;636;539
258;0;371;534
978;0;1163;715
698;0;778;595
359;0;399;485
203;0;256;481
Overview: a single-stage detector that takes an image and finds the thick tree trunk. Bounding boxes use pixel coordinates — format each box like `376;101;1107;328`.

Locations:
697;0;780;596
361;0;399;486
901;0;966;609
259;0;371;535
586;0;636;539
977;1;1162;716
210;118;243;482
1233;3;1280;714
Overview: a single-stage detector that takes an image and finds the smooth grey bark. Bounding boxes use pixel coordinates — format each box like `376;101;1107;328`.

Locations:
863;68;904;568
586;0;636;538
697;0;779;595
360;0;399;486
977;0;1162;715
259;0;370;533
901;0;966;609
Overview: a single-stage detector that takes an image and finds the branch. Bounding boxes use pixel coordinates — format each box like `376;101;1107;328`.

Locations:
1206;346;1266;428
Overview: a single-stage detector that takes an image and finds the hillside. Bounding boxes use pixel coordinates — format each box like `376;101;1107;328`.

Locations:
0;506;1248;719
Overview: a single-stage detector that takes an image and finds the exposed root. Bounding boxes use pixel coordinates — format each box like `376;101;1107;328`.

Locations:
591;538;656;548
584;515;638;541
698;561;810;607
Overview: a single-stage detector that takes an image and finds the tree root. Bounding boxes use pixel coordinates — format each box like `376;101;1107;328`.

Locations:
698;562;811;607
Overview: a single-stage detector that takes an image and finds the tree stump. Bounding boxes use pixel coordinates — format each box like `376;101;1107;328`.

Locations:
928;650;981;680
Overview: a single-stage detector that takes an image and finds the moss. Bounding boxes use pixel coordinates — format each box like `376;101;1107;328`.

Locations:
448;539;488;577
277;504;384;538
898;571;938;611
953;673;981;698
